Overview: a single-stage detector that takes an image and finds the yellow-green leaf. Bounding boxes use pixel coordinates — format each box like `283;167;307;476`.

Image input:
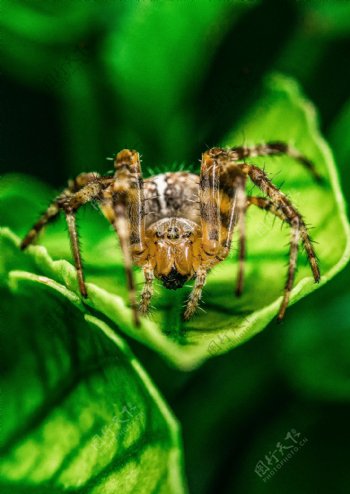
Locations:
0;275;187;493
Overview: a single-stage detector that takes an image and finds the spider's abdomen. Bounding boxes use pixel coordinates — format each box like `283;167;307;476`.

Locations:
144;172;200;227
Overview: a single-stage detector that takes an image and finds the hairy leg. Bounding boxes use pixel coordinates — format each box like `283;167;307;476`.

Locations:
242;164;320;319
280;217;300;320
248;196;302;319
113;149;146;256
20;172;101;249
232;177;247;296
184;266;208;321
21;174;107;299
217;174;248;296
101;194;140;326
101;150;146;327
139;261;154;314
227;141;322;182
20;202;61;249
65;211;87;297
242;164;320;280
208;153;248;295
247;196;286;221
199;149;221;256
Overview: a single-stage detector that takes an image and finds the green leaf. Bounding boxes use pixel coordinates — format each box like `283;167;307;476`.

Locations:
0;274;187;493
274;270;350;402
302;0;350;39
102;0;250;161
329;97;350;205
1;74;349;370
0;0;126;84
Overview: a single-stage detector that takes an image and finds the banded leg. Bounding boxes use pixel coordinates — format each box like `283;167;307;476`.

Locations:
184;266;208;320
65;211;87;297
228;141;322;182
242;164;320;319
58;179;106;298
113;149;145;256
248;196;303;319
113;204;140;326
22;174;106;299
101;150;146;327
102;194;140;326
247;196;286;222
139;261;154;314
280;217;300;320
199;149;221;256
234;176;247;296
20;202;61;249
20;172;101;250
213;156;248;295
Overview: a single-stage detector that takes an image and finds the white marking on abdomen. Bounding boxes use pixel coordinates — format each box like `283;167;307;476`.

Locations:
153;174;168;214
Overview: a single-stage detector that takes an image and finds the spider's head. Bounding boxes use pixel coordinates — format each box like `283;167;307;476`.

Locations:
147;218;200;289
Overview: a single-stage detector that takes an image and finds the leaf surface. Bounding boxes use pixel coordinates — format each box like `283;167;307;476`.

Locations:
1;74;349;369
0;274;187;493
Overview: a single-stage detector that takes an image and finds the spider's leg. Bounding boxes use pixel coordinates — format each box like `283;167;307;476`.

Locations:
20;202;61;249
199;149;221;256
183;150;222;320
247;196;286;221
248;196;301;319
200;149;251;297
65;210;87;297
20;172;102;250
58;179;107;298
247;195;319;319
113;149;146;256
243;164;320;280
68;172;102;191
279;217;300;320
229;142;322;182
139;261;154;314
206;151;248;295
102;191;139;326
234;177;247;296
22;175;106;296
102;149;146;327
109;199;139;326
184;266;208;321
242;164;320;319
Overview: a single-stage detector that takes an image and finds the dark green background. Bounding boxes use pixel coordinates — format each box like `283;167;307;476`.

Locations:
1;0;350;492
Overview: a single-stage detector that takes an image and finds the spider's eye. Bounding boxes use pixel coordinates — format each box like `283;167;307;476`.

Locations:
182;231;192;238
156;231;163;238
167;226;180;240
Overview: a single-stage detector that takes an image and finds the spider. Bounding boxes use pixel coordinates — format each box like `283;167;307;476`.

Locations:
20;142;321;326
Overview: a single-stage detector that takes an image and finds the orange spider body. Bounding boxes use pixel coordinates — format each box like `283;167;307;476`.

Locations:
143;217;202;287
134;172;214;290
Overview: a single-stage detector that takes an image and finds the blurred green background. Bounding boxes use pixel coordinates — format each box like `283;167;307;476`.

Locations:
1;0;350;493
